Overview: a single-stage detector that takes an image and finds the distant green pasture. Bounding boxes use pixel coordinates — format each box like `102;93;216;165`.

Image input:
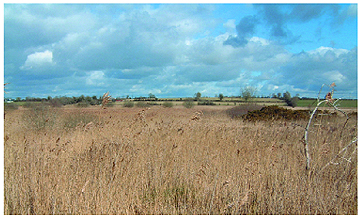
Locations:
297;99;357;108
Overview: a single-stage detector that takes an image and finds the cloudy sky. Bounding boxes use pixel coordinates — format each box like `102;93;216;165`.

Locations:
4;3;358;99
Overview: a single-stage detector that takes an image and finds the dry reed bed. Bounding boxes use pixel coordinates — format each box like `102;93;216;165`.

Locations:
4;105;357;214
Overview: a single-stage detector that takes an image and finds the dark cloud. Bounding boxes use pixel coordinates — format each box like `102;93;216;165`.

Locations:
254;4;289;38
333;4;357;26
252;4;353;45
236;15;258;37
223;35;248;47
288;4;341;22
223;15;258;47
4;4;357;99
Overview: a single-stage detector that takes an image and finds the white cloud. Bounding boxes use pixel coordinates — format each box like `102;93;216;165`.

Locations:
223;19;236;32
323;70;346;84
86;71;105;86
5;4;357;99
20;50;54;70
309;46;349;57
249;37;270;45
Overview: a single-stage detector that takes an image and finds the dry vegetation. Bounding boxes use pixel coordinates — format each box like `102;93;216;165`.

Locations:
4;104;357;215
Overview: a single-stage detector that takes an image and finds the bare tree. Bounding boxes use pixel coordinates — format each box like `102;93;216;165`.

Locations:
241;86;257;102
301;83;355;170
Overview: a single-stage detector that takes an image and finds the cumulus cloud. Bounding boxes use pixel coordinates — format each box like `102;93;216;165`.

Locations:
4;4;357;99
275;46;357;96
20;50;54;70
86;71;106;86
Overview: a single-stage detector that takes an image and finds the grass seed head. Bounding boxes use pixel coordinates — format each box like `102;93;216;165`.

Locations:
102;92;111;108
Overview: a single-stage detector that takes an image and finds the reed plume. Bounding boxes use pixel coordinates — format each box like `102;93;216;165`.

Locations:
102;91;111;108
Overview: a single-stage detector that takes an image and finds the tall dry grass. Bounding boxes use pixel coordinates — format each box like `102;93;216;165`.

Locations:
4;105;357;214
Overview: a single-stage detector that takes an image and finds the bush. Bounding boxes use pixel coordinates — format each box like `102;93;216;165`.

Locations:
198;100;216;106
136;101;149;108
76;101;90;108
226;104;263;119
105;102;114;107
242;105;309;121
162;102;174;108
183;100;195;108
22;103;58;131
4;103;19;111
123;101;135;108
49;98;63;107
23;102;42;108
62;112;97;130
283;91;299;107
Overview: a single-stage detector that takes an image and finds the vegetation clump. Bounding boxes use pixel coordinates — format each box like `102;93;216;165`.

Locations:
4;103;19;111
22;103;58;131
162;102;174;108
76;101;90;108
226;104;263;119
242;105;309;121
123;101;135;107
183;100;195;108
136;101;150;108
198;100;216;106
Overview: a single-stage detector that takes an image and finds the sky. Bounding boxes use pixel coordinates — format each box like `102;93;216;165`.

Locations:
3;3;358;99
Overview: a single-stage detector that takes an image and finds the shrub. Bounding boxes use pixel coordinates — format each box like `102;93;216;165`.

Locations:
105;102;114;107
283;91;299;107
162;102;174;108
136;101;149;108
76;101;90;108
4;103;19;111
242;105;309;121
348;111;357;119
49;98;63;107
123;101;135;108
147;102;160;106
22;103;58;131
198;100;216;106
23;102;41;108
183;100;195;108
226;104;263;119
62;112;97;130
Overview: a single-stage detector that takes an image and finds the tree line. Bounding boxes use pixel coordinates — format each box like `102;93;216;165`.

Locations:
8;88;300;107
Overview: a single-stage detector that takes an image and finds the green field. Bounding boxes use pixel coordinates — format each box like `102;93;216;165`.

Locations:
296;99;357;108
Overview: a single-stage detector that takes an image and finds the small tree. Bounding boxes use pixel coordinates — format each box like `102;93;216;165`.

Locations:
219;93;224;101
283;91;299;107
241;86;257;102
195;92;201;101
148;93;156;99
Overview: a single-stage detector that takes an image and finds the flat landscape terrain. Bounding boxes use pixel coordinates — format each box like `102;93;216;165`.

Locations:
4;104;358;215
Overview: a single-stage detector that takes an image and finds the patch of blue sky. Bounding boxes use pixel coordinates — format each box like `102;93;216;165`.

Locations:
251;71;262;77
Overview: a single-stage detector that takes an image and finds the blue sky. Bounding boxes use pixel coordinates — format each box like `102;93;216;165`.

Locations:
4;3;358;99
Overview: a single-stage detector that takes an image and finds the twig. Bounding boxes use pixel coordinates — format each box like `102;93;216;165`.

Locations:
320;137;357;172
302;82;350;170
304;99;328;170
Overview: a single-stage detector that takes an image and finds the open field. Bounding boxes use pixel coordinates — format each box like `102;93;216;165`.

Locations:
4;104;357;215
113;98;357;108
296;99;358;108
7;97;357;108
